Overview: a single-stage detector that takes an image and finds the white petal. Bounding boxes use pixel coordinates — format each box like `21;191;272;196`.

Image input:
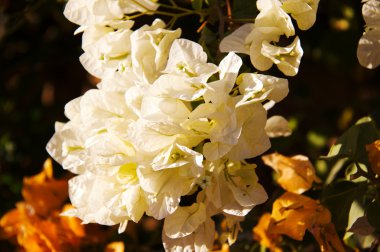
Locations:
357;29;380;69
164;203;207;239
219;24;254;54
265;115;292;137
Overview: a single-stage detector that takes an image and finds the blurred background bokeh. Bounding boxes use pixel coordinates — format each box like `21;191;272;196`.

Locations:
0;0;379;251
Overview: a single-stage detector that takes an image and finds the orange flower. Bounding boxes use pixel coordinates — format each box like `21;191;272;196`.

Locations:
269;192;328;241
309;223;345;252
262;153;321;194
0;158;107;252
1;202;84;252
366;140;380;176
105;241;125;252
253;213;282;252
22;158;68;217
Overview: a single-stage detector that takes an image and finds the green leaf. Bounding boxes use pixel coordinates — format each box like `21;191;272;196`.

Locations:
345;163;369;182
323;117;379;164
322;180;368;231
191;0;203;10
367;200;380;231
324;158;348;185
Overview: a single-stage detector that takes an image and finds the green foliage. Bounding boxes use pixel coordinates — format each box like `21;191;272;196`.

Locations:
322;181;368;231
324;117;379;164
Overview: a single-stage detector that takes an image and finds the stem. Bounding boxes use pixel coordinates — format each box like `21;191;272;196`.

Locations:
149;10;177;16
124;12;148;20
230;18;256;23
159;2;194;13
169;0;178;7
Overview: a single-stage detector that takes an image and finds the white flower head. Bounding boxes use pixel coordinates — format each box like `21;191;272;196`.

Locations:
68;171;147;233
131;19;182;83
281;0;320;30
64;0;159;26
236;73;289;106
205;160;268;216
164;39;219;84
256;0;295;37
162;203;215;252
261;36;304;76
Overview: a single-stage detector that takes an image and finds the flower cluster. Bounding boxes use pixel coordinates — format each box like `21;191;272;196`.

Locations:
47;1;291;251
220;0;319;76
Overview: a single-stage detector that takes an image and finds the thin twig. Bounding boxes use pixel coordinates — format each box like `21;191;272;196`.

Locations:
196;20;208;33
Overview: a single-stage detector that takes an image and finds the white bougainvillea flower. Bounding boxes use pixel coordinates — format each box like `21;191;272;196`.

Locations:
80;26;134;78
205;160;268;216
226;104;271;161
131;19;182;84
163;203;207;239
140;94;191;124
265;115;292;137
137;144;203;219
47;121;87;174
236;73;289;107
66;170;147;233
191;100;241;161
219;25;283;72
162;203;215;252
219;23;255;54
80;20;134;50
261;36;303;76
149;74;207;102
246;27;284;72
64;0;159;26
357;0;380;69
203;52;242;105
281;0;320;30
164;39;219;84
220;25;301;76
150;143;203;172
256;0;295;37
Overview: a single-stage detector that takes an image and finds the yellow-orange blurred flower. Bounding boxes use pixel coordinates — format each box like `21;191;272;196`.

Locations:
22;158;68;216
253;213;282;252
366;140;380;176
262;153;321;194
269;192;328;240
0;158;109;252
309;223;345;252
105;241;125;252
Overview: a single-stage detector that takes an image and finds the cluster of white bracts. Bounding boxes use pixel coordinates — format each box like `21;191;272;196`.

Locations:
220;0;319;76
47;1;292;251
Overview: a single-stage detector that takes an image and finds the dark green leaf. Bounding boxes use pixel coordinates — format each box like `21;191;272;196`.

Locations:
367;200;380;231
322;180;368;231
323;117;379;164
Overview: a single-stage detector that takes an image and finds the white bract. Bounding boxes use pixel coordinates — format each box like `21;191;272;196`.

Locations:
48;1;294;250
64;0;159;26
220;0;319;76
281;0;320;30
357;0;380;69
